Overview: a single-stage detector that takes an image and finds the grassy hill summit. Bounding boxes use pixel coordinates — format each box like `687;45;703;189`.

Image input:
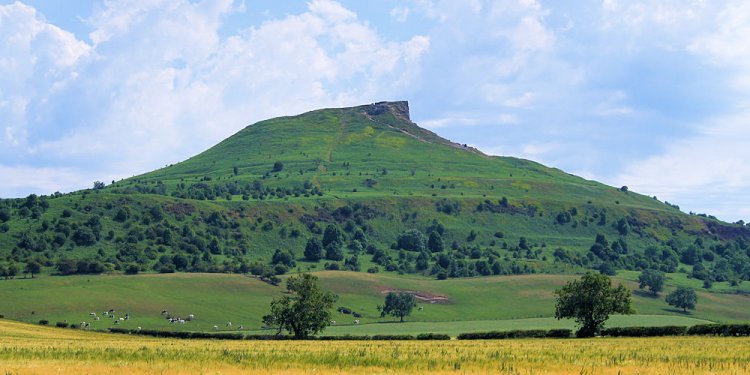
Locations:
0;101;749;287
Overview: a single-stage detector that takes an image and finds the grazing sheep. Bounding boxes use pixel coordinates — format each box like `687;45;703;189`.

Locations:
213;325;219;330
95;317;100;321
226;322;232;327
114;320;119;325
187;314;195;321
239;325;244;330
178;319;186;324
330;320;336;325
89;312;96;317
161;310;168;315
137;327;142;331
354;319;360;325
119;318;124;321
103;312;109;316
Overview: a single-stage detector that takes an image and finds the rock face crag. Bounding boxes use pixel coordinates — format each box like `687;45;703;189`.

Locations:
366;101;411;122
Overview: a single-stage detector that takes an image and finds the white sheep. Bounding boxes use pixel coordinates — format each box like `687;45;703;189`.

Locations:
213;325;219;330
354;319;360;325
330;320;336;325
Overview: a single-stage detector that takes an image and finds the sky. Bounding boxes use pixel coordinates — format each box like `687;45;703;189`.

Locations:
1;1;749;222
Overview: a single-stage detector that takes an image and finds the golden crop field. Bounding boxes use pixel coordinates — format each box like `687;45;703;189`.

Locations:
1;319;748;374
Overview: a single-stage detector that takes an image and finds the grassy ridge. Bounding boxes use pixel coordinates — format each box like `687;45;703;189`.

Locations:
0;319;748;374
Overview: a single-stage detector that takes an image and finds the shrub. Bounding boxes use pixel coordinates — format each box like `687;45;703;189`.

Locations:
56;321;69;328
458;329;560;340
545;329;572;338
416;333;451;340
371;334;415;340
38;319;49;325
602;326;687;337
687;324;750;336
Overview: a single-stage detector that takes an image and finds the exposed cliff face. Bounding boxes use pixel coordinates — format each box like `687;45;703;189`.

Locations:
367;101;410;121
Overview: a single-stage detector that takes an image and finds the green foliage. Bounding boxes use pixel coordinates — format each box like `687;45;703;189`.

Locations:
262;273;337;338
666;287;697;312
304;238;324;261
554;272;634;337
378;291;417;322
396;229;426;252
638;269;665;295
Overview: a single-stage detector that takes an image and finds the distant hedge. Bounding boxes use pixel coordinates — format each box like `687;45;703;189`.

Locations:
686;324;750;336
601;326;687;337
416;333;451;340
602;324;750;337
457;329;571;340
108;324;750;340
107;328;453;341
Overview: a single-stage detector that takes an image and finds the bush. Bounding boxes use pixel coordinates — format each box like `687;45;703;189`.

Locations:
416;333;451;340
602;326;687;337
38;319;49;325
371;334;415;340
458;329;560;340
545;329;572;338
124;264;140;275
687;324;750;336
56;321;69;328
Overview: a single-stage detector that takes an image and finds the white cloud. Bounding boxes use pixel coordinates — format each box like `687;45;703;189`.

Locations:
616;116;750;221
0;0;430;196
0;2;90;150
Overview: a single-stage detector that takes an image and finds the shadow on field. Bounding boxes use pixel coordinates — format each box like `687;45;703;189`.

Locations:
633;290;660;298
662;308;693;315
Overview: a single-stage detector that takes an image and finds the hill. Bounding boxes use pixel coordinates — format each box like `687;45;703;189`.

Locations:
0;101;748;289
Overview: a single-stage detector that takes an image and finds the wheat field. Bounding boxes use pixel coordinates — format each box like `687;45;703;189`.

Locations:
1;319;748;374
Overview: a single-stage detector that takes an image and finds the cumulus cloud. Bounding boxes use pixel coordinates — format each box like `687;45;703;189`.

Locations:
0;2;90;150
0;0;429;197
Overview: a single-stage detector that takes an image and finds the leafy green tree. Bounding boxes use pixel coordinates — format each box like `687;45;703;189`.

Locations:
304;237;324;261
0;207;10;222
378;291;417;322
272;161;284;172
271;249;296;267
396;229;426;252
322;225;343;249
427;231;444;253
554;272;634;337
325;244;344;261
262;273;337;338
666;287;697;312
638;269;665;296
24;261;41;278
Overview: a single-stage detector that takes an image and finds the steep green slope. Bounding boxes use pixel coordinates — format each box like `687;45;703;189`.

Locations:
0;101;748;290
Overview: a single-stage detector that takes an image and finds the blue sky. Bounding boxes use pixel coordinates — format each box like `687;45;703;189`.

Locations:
1;1;749;222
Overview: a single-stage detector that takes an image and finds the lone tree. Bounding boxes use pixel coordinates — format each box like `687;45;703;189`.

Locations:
666;287;697;312
378;291;417;322
555;272;634;337
638;269;665;296
262;273;337;338
24;261;41;278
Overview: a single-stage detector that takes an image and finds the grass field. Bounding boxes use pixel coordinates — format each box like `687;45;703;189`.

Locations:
0;319;748;374
0;271;746;335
